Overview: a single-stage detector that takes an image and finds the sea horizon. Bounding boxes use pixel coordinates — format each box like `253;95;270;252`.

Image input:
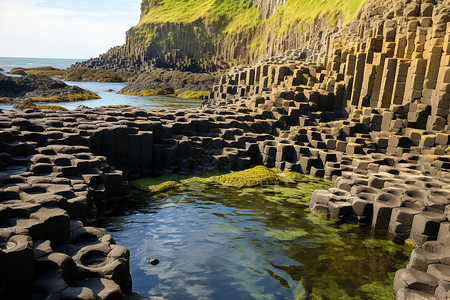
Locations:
0;56;85;72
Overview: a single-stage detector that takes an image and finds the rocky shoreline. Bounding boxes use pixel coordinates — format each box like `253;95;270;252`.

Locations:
0;74;100;103
0;0;449;299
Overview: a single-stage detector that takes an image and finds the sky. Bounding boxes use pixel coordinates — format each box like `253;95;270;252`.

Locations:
0;0;141;59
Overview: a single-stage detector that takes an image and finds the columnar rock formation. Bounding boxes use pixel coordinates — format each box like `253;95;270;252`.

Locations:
202;0;450;298
73;0;362;73
1;0;450;299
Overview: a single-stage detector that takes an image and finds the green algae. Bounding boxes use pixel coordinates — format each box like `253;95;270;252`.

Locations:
119;89;173;96
265;228;308;241
130;173;192;191
176;90;210;100
132;166;333;195
362;238;415;258
148;181;178;194
208;166;279;188
24;91;100;102
13;103;69;111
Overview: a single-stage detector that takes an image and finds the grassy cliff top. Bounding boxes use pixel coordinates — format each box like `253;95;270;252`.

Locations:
138;0;254;26
137;0;366;34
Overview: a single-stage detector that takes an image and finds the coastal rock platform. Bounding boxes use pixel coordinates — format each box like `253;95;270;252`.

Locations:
1;0;449;299
0;93;448;298
0;74;99;103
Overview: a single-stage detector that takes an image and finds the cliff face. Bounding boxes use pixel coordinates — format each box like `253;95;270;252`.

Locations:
75;0;366;73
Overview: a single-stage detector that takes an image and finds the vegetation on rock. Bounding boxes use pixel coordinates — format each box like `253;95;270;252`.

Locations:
134;0;367;59
118;69;216;96
119;88;174;96
132;166;333;196
9;67;65;76
267;0;366;32
24;91;100;103
9;69;27;75
177;90;209;100
0;73;101;103
13;103;69;111
138;0;365;34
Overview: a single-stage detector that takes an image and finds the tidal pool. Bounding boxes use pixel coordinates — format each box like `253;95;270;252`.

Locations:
0;81;203;111
102;181;413;300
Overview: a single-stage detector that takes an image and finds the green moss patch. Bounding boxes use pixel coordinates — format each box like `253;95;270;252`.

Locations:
148;181;178;194
24;91;100;103
265;228;308;241
9;69;26;75
25;69;65;76
131;173;193;192
119;89;174;96
177;90;209;100
132;166;333;198
9;67;65;76
208;166;279;188
13;103;69;111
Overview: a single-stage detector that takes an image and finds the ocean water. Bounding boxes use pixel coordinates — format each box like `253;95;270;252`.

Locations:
0;57;203;111
0;57;82;72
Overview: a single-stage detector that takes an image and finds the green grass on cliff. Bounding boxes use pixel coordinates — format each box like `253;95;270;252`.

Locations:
267;0;366;32
138;0;366;35
139;0;254;27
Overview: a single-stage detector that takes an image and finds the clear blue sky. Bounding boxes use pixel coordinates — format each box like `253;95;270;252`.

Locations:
0;0;141;59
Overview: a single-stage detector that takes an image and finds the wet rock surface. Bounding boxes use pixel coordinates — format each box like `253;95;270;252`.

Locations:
0;0;449;299
119;69;217;94
62;67;135;83
0;74;94;101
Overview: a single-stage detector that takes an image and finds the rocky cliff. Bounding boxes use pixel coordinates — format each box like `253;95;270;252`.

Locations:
74;0;367;73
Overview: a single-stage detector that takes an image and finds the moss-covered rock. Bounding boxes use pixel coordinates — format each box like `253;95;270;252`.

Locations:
13;103;69;111
117;69;216;96
132;166;333;196
10;67;65;76
24;91;100;102
9;69;26;75
0;73;100;102
177;90;209;100
148;181;178;194
208;166;280;188
119;88;174;96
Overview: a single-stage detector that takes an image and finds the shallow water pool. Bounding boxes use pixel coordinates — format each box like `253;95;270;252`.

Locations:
102;182;413;300
0;80;202;111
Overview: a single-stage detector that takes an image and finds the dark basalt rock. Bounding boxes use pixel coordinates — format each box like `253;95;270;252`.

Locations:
62;67;134;83
1;0;450;299
0;74;94;101
119;69;217;94
147;258;159;265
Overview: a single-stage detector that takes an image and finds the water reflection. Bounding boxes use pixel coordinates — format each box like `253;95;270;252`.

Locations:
102;184;412;300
